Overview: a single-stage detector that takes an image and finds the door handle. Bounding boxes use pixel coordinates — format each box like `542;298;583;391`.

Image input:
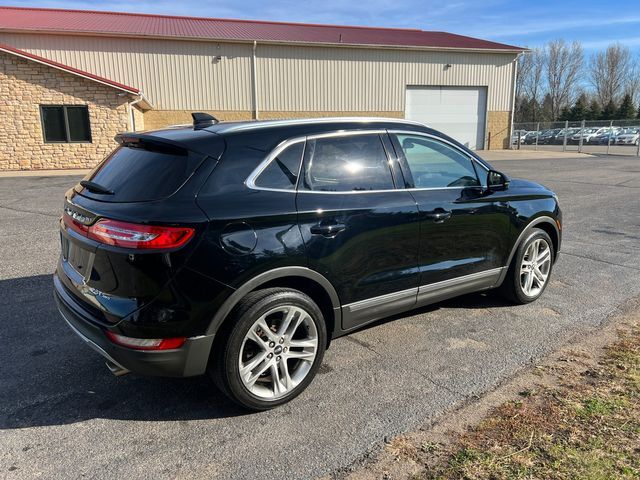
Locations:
310;222;346;237
423;208;452;223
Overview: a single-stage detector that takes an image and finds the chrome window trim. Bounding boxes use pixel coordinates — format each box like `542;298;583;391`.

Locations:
388;129;490;189
246;129;397;194
246;128;492;195
245;136;306;193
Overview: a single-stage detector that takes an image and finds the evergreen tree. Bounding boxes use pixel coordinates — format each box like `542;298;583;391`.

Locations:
569;94;589;120
587;99;602;120
637;103;640;119
616;94;635;119
558;106;571;121
601;99;617;120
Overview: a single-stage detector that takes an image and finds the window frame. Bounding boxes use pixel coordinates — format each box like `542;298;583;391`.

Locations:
389;130;490;190
40;105;92;144
246;137;306;192
246;129;403;194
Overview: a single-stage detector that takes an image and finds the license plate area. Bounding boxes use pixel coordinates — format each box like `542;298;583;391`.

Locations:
61;234;94;280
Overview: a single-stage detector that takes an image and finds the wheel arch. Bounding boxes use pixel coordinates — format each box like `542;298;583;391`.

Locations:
499;215;560;284
206;267;342;342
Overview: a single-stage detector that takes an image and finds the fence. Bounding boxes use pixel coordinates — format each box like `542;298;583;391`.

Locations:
511;119;640;156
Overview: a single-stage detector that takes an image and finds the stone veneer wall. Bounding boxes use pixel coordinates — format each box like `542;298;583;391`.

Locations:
486;111;511;150
0;50;131;171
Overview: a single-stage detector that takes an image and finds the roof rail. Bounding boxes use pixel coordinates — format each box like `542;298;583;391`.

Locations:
192;112;219;129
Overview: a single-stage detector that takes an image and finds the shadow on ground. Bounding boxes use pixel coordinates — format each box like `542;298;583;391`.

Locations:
0;274;511;430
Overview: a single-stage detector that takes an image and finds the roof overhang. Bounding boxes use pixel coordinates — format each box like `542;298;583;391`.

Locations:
0;29;526;54
0;42;153;108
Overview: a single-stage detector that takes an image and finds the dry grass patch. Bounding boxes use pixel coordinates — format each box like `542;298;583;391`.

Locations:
414;325;640;479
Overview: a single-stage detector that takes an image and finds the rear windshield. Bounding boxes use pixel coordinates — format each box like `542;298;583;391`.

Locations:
78;144;204;202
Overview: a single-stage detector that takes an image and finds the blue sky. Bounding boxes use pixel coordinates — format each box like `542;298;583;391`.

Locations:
5;0;640;51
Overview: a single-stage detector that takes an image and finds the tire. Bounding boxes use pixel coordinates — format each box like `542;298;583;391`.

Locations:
209;288;327;410
499;228;554;304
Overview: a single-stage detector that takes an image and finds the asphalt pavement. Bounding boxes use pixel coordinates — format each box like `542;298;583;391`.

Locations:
1;154;640;479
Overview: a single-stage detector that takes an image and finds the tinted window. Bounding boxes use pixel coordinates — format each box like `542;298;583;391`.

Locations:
254;141;304;190
301;134;394;192
66;106;91;142
81;145;203;202
40;105;91;143
41;106;66;142
395;135;479;189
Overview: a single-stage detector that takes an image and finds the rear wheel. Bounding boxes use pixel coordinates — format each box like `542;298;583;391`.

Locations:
499;228;554;304
210;288;327;410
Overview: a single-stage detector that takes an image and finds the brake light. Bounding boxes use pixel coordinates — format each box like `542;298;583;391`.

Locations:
105;331;186;350
63;212;194;250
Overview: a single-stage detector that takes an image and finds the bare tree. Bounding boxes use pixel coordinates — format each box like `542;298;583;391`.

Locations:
589;43;632;107
515;48;546;122
518;48;545;103
546;40;584;120
624;55;640;105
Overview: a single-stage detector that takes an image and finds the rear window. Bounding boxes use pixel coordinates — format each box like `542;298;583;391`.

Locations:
79;145;204;202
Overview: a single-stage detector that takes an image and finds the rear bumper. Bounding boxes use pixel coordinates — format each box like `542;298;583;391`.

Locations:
54;273;214;377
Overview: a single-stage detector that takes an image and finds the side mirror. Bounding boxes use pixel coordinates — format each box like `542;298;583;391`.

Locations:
487;170;509;191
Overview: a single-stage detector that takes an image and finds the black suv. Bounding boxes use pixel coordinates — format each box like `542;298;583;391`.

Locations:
54;115;562;410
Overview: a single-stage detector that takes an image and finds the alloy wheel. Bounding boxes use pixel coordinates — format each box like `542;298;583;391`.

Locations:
238;305;318;399
520;238;552;297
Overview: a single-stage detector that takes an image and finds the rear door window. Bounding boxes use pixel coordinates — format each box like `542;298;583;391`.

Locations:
300;134;394;192
78;144;205;202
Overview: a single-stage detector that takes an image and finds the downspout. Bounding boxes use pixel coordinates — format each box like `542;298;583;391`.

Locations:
509;53;522;150
251;41;259;120
128;94;144;132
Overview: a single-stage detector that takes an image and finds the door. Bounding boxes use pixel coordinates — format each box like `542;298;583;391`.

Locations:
389;132;511;301
405;86;487;150
295;131;421;330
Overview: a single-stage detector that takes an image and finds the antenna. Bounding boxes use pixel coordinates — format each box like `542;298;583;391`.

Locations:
191;112;219;129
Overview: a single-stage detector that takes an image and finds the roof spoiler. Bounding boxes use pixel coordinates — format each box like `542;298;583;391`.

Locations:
191;112;219;129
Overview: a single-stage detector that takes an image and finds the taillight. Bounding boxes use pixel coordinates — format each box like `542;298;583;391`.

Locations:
63;213;194;250
105;331;186;350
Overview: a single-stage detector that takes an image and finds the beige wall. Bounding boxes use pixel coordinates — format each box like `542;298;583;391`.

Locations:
486;111;511;149
0;33;517;114
0;50;130;170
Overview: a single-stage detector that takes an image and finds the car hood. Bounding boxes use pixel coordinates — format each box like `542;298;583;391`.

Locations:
508;177;554;194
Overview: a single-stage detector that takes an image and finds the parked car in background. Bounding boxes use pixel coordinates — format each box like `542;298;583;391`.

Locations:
615;127;640;146
551;128;580;145
591;127;621;145
538;129;561;145
511;130;529;145
54;115;562;410
522;131;540;144
568;128;599;144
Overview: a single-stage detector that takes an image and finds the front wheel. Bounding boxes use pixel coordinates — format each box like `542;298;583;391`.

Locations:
499;228;554;304
210;288;327;410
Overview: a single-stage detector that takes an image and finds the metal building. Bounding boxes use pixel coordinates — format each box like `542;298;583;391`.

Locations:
0;6;524;170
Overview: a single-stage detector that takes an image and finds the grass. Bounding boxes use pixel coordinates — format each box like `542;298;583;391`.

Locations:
389;325;640;479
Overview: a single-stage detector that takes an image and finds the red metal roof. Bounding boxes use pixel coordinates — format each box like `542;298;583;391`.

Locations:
0;6;524;51
0;42;140;94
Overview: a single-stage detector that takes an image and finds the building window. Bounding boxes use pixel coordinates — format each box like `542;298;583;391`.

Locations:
40;105;92;143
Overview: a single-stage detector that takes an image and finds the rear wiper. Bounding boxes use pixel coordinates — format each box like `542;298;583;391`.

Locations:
80;180;114;195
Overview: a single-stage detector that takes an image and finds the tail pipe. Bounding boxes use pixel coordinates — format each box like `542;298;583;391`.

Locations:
105;360;130;377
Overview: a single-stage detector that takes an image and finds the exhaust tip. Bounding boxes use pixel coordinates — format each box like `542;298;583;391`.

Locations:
105;360;129;377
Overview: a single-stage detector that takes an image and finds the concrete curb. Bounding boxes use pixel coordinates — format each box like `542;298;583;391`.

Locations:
0;169;89;177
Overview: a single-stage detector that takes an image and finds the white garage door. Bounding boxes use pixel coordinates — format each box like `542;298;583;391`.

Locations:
405;86;487;150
